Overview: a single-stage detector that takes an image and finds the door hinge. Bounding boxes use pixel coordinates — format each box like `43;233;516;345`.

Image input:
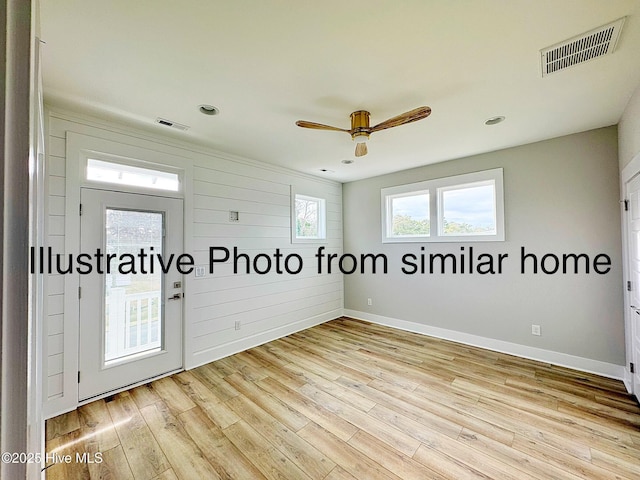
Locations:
78;286;81;299
631;363;635;374
78;371;81;383
627;281;632;292
79;203;82;216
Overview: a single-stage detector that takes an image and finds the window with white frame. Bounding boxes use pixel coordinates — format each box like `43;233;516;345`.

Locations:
293;193;326;242
86;158;180;192
382;168;504;242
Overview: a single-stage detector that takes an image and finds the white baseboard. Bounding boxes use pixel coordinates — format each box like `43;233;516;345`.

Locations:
187;309;343;370
344;309;626;382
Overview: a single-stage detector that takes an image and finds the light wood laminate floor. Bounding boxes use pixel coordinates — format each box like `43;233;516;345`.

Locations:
45;317;640;479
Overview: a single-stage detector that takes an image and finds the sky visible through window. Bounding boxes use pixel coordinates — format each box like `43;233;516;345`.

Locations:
442;184;495;233
392;194;429;220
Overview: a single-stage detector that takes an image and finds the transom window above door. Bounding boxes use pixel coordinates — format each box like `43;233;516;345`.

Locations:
86;158;180;192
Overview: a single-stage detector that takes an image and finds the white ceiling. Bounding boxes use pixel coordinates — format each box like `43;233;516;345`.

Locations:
40;1;640;182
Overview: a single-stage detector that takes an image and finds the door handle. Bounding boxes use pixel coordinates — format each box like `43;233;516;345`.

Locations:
168;293;182;300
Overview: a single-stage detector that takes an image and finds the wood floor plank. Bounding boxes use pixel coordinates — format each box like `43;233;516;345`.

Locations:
366;378;511;443
412;443;492;480
226;393;335;479
590;447;640;479
140;401;221;480
106;392;170;480
241;349;307;390
76;399;119;452
130;383;162;409
151;470;179;480
477;394;640;460
178;406;267;480
223;420;312;480
189;364;240;402
348;430;449;480
287;340;379;385
215;354;268;382
323;465;359;480
44;430;91;480
87;445;134;480
172;370;240;429
257;376;359;441
298;422;402;480
298;383;421;456
46;408;80;441
284;362;377;412
417;428;540;480
149;376;196;415
512;434;631;480
457;428;584;480
224;372;310;431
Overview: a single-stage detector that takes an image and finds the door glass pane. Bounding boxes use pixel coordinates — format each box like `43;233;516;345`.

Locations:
104;209;163;363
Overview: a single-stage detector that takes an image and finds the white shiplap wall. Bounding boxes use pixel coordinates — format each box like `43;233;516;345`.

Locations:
43;108;343;417
186;160;344;366
45;129;67;401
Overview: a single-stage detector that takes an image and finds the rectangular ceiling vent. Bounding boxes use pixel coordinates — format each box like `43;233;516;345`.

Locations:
540;17;625;77
155;117;190;131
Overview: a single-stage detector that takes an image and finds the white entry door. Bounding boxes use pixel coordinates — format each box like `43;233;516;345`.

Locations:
79;188;183;401
626;174;640;396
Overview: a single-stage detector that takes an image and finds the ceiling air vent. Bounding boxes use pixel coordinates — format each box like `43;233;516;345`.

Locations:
155;117;190;131
540;17;625;77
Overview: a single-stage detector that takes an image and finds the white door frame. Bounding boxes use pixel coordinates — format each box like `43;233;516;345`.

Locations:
53;131;193;415
620;151;640;395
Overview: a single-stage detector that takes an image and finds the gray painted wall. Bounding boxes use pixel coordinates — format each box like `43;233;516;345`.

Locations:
343;127;624;365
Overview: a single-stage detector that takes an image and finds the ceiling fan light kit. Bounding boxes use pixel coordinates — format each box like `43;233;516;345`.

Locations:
296;106;431;158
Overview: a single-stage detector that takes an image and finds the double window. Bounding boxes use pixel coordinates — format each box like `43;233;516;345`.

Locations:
382;168;504;243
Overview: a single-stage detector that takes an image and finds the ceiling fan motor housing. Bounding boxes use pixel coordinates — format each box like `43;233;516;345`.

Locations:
350;110;370;143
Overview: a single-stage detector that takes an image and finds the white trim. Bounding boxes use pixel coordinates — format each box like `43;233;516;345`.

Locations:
188;309;342;369
620;150;640;395
344;309;627;383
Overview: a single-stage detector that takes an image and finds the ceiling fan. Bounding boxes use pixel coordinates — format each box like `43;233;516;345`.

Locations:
295;106;431;157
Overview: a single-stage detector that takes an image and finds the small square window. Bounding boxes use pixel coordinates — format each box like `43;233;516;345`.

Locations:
293;194;326;242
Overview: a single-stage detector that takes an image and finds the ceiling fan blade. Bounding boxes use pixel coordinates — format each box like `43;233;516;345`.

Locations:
355;142;368;157
295;120;349;133
370;106;431;133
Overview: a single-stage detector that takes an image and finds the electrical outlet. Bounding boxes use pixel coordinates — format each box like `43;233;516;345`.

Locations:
367;298;372;306
531;324;541;336
195;266;206;277
235;320;241;331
